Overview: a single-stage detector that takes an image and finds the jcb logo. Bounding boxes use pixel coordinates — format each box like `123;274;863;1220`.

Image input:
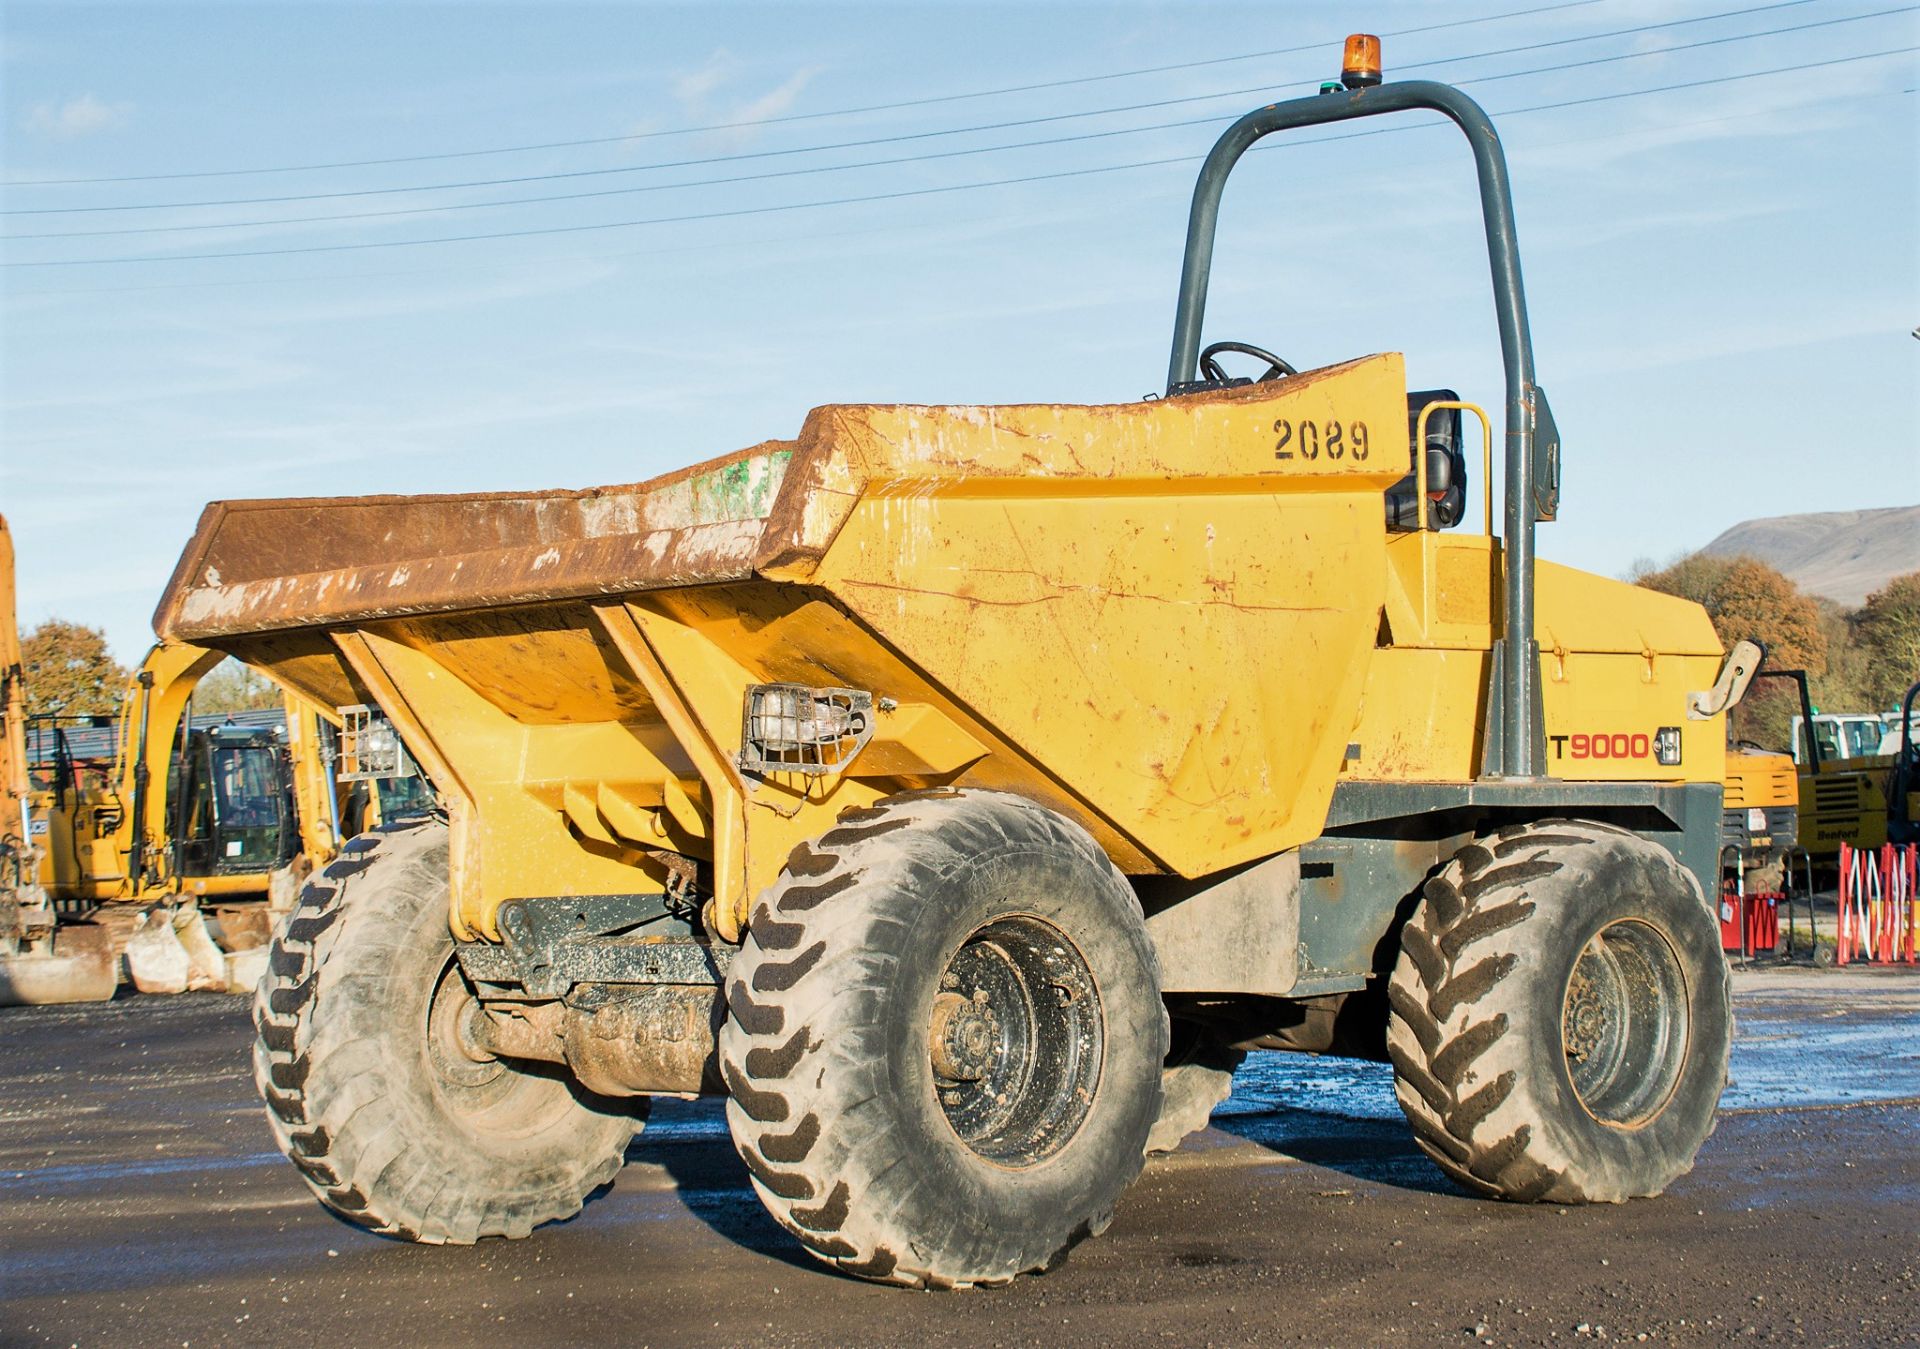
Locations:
1550;732;1651;761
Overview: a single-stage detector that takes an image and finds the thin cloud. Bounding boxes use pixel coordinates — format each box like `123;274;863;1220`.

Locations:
24;92;130;138
672;49;733;108
730;66;821;124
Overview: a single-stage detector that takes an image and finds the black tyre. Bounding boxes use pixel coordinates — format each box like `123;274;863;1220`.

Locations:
1386;819;1730;1204
253;818;642;1242
719;789;1168;1288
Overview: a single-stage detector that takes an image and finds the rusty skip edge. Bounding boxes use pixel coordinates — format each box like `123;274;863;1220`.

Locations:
153;430;836;643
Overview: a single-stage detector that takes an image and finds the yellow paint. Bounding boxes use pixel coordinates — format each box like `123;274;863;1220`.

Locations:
1723;749;1796;812
1;516;35;908
1797;758;1893;858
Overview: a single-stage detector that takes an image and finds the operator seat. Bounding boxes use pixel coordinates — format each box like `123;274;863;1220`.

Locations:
1386;389;1468;531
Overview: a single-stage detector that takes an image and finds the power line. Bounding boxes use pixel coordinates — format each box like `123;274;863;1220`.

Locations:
4;116;1234;241
4;2;1901;246
2;0;1611;187
1;0;1842;219
11;0;1889;245
5;216;950;297
15;88;1881;300
18;83;1889;301
10;44;1910;270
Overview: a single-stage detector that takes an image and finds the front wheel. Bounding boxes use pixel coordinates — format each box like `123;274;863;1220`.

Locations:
1387;819;1730;1204
719;790;1168;1288
253;819;642;1242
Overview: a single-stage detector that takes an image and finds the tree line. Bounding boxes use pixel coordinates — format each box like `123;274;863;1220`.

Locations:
1633;556;1920;751
17;620;281;722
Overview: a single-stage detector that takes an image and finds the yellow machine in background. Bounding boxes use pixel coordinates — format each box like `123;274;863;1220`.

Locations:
1756;668;1900;863
19;647;429;1001
158;38;1756;1292
4;515;420;1003
1722;743;1798;890
17;643;310;1001
0;515;111;1004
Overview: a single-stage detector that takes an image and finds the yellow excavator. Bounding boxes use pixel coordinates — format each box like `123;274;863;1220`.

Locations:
1757;668;1908;864
18;648;431;1002
3;514;428;1004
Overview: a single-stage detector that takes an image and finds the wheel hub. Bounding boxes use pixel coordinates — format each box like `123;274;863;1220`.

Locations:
1563;977;1607;1062
928;916;1104;1166
1561;918;1690;1127
930;991;999;1082
426;962;509;1093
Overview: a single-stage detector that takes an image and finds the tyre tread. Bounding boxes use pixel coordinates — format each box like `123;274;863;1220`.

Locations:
251;817;639;1243
1385;816;1729;1206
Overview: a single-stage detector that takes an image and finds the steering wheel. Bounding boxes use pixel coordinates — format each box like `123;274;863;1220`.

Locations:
1199;340;1298;385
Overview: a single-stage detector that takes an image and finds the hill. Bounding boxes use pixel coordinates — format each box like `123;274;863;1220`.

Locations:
1701;506;1920;607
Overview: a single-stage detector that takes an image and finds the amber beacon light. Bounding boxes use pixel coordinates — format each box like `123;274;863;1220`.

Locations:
1340;33;1383;88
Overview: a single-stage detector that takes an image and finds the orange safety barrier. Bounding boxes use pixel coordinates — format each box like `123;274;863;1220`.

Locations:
1837;843;1919;966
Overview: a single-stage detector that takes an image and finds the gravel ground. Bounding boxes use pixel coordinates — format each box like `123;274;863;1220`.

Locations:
0;965;1914;1348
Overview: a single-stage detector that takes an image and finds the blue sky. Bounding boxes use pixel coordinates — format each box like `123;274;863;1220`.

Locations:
3;0;1915;662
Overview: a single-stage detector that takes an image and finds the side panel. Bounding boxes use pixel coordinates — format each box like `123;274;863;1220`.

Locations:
1141;851;1300;995
812;358;1411;877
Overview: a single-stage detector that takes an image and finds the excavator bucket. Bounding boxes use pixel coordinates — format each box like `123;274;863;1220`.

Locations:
0;923;116;1006
125;905;227;995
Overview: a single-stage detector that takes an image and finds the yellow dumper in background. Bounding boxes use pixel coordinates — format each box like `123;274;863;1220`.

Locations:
156;39;1757;1288
1722;744;1799;890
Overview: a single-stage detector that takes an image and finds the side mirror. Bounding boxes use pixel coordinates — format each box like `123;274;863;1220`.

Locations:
1530;385;1560;522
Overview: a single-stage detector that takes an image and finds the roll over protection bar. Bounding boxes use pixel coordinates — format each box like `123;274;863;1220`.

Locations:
1166;78;1553;779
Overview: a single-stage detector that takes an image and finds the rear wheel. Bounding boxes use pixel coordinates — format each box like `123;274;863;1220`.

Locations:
1386;819;1730;1204
253;818;642;1242
719;789;1168;1287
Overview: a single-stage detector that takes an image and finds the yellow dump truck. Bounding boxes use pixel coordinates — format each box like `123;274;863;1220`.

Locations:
157;41;1753;1288
1722;744;1798;891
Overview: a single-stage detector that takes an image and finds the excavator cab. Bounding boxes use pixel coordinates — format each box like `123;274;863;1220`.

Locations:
1889;679;1919;846
167;725;299;881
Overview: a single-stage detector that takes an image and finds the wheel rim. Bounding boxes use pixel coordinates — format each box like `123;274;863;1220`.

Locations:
928;915;1103;1166
426;960;511;1097
424;959;577;1139
1561;918;1690;1126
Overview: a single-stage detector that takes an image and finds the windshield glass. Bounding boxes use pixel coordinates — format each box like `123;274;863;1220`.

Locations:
1842;719;1882;759
375;774;435;820
214;745;283;827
